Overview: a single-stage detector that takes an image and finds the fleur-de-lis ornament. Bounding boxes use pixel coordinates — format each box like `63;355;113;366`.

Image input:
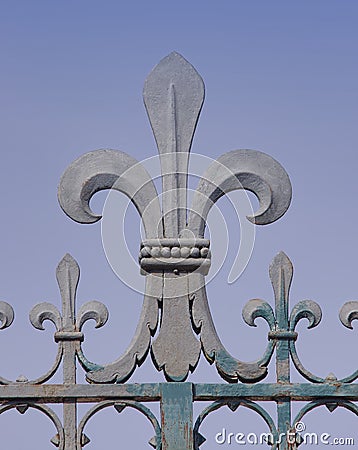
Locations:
58;52;292;383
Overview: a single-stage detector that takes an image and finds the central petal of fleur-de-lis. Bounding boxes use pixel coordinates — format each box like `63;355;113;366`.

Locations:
58;52;292;383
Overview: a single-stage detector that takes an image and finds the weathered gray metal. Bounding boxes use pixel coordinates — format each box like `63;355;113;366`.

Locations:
58;52;292;385
0;52;357;450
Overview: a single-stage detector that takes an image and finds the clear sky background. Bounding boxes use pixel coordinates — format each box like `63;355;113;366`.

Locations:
0;1;357;448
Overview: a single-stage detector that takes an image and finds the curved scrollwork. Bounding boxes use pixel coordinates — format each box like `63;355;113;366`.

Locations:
293;399;358;429
27;302;64;385
0;402;65;449
337;301;358;383
288;300;325;383
194;400;278;449
57;52;292;383
0;301;14;330
288;299;358;384
30;302;62;331
58;149;163;383
0;301;63;385
189;274;270;383
76;301;109;331
187;150;292;383
340;301;358;329
83;274;160;383
77;400;161;449
27;254;109;384
76;299;110;373
242;298;276;368
287;401;358;448
188;149;292;238
58;149;162;238
256;252;354;385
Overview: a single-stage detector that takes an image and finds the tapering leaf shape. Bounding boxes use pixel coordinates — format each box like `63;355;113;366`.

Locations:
143;51;204;158
269;251;293;308
56;253;80;331
144;51;205;236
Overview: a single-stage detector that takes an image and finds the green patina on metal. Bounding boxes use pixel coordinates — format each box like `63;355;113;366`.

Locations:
161;383;194;450
0;53;357;450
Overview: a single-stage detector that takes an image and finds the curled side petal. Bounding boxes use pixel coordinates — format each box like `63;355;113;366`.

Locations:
0;302;14;330
242;299;275;329
289;300;322;331
188;149;292;237
29;303;62;331
289;300;324;383
77;301;109;330
58;149;162;238
339;301;358;329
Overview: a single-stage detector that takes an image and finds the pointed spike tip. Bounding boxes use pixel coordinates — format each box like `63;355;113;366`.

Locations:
326;402;338;412
227;400;240;411
50;434;60;447
325;372;337;382
148;436;157;448
16;404;29;414
81;434;91;446
114;402;126;413
274;251;292;265
59;253;78;267
168;50;185;59
195;432;206;447
269;251;293;275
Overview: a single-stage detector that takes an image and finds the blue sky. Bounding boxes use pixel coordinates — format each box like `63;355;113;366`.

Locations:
0;1;357;448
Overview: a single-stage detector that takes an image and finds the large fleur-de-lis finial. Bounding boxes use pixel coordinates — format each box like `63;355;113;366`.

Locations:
58;52;292;383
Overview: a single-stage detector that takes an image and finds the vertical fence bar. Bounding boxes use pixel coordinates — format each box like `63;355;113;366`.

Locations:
160;382;193;450
56;254;81;450
270;253;293;450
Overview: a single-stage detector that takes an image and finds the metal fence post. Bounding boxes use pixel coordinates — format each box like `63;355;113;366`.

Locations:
161;383;193;450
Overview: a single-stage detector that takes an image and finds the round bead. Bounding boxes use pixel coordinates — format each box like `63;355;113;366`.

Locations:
151;247;160;258
200;247;209;258
141;246;151;257
171;247;181;258
180;247;190;258
190;247;200;258
161;247;171;258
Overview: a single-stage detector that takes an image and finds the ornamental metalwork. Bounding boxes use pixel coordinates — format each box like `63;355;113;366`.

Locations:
0;52;357;449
